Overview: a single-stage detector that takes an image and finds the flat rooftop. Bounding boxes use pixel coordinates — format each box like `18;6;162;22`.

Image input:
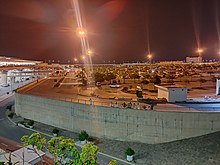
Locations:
16;73;199;112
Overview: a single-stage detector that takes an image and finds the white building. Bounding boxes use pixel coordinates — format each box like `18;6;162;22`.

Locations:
0;56;42;66
156;85;187;103
186;56;202;63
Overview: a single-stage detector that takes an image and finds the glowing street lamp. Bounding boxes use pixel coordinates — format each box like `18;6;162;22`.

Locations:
74;58;78;62
81;55;86;60
147;54;153;64
77;28;86;36
86;50;93;55
196;48;204;56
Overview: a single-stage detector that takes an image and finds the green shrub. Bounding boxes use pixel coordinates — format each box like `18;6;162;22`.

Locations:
141;80;149;84
79;130;89;141
125;147;135;156
121;87;128;92
27;120;34;126
8;112;15;118
52;128;59;134
87;136;95;142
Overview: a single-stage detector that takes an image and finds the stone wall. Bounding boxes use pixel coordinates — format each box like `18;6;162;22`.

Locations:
15;93;220;144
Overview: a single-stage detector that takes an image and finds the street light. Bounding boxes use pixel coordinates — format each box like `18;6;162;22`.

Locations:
196;48;204;56
81;55;86;60
74;58;78;63
86;50;92;55
77;28;86;36
147;54;153;64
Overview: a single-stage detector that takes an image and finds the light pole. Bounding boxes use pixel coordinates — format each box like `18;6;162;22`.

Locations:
147;54;153;64
196;48;204;56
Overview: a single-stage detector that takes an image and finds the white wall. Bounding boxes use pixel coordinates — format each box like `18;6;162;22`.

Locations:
157;87;169;100
169;88;187;102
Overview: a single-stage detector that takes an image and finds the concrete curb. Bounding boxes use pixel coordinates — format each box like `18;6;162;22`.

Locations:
7;115;135;165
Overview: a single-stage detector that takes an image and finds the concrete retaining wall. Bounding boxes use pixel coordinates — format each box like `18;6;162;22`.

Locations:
15;93;220;144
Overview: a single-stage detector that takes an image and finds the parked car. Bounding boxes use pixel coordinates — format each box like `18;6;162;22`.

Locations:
109;84;120;88
96;82;101;87
1;84;9;87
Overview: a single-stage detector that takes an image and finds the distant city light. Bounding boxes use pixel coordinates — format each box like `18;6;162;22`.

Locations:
81;55;85;60
74;58;78;62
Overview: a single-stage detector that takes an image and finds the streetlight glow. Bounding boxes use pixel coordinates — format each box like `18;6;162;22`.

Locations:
147;53;153;64
147;54;152;59
196;48;204;56
196;48;204;55
74;58;78;62
87;50;93;55
77;28;86;36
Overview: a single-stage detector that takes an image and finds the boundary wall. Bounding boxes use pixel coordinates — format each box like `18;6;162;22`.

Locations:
15;93;220;144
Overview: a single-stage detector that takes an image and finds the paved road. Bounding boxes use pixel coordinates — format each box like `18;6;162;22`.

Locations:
0;96;33;142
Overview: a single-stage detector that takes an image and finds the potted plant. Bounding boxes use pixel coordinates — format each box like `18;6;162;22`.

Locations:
52;128;59;137
27;120;34;129
79;130;89;145
125;147;135;162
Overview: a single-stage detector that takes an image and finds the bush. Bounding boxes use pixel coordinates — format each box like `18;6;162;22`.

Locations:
27;120;34;126
8;112;15;118
161;97;167;103
6;105;13;111
87;136;95;142
141;80;149;84
125;147;135;156
52;128;59;134
121;87;128;92
79;130;89;141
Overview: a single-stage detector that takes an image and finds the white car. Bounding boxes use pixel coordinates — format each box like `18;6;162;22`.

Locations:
1;84;9;87
109;84;120;88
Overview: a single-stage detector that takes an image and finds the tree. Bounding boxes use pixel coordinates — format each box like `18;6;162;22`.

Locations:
94;72;105;83
141;79;149;85
21;132;46;163
104;73;116;83
21;132;117;165
199;78;207;87
150;75;161;85
130;73;141;83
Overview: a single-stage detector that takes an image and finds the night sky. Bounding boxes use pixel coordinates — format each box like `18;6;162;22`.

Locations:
0;0;220;63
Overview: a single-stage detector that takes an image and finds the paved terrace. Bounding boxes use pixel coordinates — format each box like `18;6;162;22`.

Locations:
15;76;199;112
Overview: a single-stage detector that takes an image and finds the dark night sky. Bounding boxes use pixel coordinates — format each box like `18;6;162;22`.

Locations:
0;0;220;63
